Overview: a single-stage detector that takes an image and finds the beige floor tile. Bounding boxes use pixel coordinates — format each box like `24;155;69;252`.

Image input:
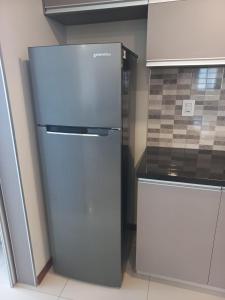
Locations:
0;285;58;300
61;272;149;300
19;272;68;297
148;281;225;300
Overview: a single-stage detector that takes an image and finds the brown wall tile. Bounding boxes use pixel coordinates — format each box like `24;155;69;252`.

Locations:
147;66;225;150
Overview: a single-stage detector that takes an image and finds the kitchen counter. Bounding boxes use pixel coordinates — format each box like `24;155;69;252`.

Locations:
137;147;225;187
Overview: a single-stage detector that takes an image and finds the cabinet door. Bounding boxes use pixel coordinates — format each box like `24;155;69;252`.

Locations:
43;0;148;25
209;190;225;289
136;180;221;284
147;0;225;66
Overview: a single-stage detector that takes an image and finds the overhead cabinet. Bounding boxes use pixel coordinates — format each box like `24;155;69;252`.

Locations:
146;0;225;66
43;0;148;25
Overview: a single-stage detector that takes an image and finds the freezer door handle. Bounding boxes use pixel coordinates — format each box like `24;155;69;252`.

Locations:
44;125;120;137
46;132;100;137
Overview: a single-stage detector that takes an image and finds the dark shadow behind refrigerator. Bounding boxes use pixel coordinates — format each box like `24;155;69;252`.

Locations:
28;43;137;287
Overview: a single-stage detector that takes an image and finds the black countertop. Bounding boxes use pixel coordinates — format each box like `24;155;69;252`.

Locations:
136;147;225;187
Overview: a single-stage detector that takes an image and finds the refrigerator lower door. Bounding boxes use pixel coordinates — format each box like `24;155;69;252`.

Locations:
37;126;122;287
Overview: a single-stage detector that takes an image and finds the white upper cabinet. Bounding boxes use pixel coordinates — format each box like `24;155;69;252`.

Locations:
147;0;225;66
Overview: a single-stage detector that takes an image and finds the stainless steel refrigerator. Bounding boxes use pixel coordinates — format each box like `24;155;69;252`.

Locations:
29;43;137;287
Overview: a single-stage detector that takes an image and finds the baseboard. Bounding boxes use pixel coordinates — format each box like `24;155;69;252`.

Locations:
37;258;53;285
137;271;225;298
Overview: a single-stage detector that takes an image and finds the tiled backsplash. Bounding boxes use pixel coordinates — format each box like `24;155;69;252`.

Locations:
147;67;225;150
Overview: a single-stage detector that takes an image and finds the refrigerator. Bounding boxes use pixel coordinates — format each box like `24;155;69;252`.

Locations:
29;43;137;287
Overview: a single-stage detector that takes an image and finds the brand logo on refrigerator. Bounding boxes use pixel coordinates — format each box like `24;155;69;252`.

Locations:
93;52;112;58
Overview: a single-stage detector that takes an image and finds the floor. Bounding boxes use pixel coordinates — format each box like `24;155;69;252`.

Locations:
1;268;223;300
0;244;225;300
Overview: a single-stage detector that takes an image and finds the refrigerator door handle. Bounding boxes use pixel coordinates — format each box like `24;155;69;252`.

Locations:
46;131;100;137
44;126;120;137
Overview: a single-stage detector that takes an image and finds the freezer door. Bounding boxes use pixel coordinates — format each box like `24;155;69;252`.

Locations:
29;44;122;128
37;126;122;287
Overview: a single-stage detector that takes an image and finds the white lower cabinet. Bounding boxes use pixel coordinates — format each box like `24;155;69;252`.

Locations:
136;180;221;285
209;189;225;289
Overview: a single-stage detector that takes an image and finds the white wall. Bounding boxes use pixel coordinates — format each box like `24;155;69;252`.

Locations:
0;0;66;276
66;19;149;164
